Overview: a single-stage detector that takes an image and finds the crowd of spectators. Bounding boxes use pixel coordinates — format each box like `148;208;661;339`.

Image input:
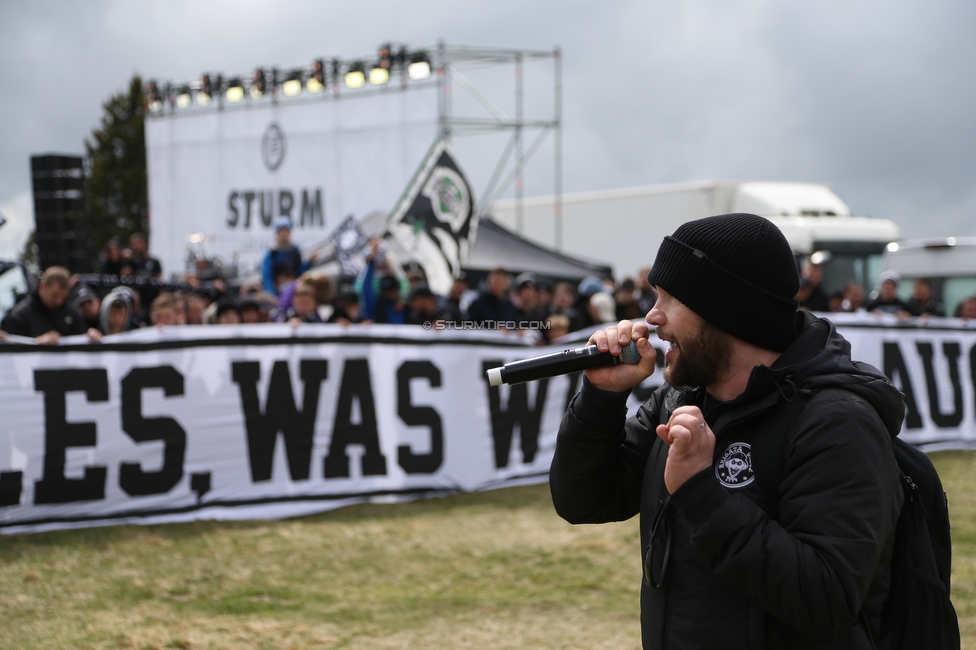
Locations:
799;261;976;319
4;235;976;348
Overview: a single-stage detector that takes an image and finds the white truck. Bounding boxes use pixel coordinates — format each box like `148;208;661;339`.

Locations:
489;180;901;296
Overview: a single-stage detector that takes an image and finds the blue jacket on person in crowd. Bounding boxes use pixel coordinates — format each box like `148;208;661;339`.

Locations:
261;244;310;296
359;260;407;324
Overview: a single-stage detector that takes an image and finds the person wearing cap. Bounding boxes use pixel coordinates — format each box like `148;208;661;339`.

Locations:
72;284;102;331
513;272;547;323
865;270;913;317
587;290;617;324
260;216;317;296
550;213;903;649
1;266;102;344
566;275;605;332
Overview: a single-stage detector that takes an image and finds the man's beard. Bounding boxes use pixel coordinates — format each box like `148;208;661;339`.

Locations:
664;320;734;388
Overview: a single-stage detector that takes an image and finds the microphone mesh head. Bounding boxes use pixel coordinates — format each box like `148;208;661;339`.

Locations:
618;340;639;365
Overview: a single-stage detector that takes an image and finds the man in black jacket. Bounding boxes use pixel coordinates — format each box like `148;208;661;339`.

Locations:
549;213;904;649
1;266;101;344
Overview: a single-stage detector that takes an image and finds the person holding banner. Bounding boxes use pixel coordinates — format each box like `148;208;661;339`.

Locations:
1;266;102;344
549;213;904;649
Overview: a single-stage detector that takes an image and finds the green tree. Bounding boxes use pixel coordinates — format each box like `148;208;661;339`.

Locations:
85;75;148;252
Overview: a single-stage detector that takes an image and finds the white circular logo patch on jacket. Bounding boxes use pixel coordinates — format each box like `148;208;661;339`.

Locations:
716;442;755;488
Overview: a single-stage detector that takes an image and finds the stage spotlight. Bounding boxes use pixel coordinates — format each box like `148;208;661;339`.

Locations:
146;80;164;113
408;52;431;80
198;75;213;106
370;43;392;85
345;62;366;89
369;63;390;85
251;69;267;99
282;70;303;97
226;78;245;103
331;59;340;89
175;85;192;109
307;59;325;93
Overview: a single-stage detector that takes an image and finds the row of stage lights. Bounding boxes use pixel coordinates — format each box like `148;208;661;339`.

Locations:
145;44;432;113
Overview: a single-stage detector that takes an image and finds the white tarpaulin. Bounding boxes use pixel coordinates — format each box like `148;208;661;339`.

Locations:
145;86;440;279
0;313;974;534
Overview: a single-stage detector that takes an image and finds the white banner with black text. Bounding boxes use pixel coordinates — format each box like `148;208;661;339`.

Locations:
0;314;974;533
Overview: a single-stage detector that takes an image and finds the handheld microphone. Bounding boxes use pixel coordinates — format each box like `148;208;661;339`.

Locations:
486;341;640;386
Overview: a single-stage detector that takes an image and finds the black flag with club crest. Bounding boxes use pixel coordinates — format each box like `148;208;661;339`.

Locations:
387;139;478;295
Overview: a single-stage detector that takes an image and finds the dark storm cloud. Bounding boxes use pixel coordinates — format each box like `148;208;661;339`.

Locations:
1;0;973;258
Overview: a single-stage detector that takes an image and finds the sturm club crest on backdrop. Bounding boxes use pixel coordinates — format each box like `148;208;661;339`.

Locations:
225;122;324;231
262;123;286;172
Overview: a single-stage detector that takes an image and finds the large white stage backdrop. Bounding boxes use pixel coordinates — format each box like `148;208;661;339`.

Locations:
145;86;440;279
0;314;974;534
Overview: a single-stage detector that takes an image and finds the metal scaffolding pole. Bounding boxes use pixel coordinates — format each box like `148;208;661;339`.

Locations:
433;44;562;245
515;53;524;234
554;46;563;251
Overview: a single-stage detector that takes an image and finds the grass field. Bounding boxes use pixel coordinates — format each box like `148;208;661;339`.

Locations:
1;451;974;649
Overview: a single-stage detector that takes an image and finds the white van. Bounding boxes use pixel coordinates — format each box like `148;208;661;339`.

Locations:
880;238;976;317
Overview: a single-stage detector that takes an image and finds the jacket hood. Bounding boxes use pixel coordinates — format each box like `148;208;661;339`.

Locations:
99;291;133;334
737;311;906;438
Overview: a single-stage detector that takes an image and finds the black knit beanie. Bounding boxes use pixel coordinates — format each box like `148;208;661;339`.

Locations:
647;213;799;351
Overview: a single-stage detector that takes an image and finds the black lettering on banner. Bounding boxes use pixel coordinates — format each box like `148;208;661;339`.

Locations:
0;471;23;507
279;190;294;219
324;359;388;478
883;342;923;429
260;191;274;227
232;360;329;483
33;369;109;504
396;361;444;474
301;189;324;227
227;192;240;227
972;344;976;417
481;361;549;469
242;191;256;228
190;472;211;501
916;342;964;428
119;366;187;496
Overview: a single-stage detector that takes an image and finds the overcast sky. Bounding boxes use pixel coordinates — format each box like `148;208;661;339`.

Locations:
1;0;974;261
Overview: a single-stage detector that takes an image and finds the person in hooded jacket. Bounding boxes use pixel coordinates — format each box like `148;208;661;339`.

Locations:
98;290;135;335
549;213;904;650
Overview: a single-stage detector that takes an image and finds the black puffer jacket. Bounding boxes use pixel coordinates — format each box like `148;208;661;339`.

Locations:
1;292;87;338
550;312;904;649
